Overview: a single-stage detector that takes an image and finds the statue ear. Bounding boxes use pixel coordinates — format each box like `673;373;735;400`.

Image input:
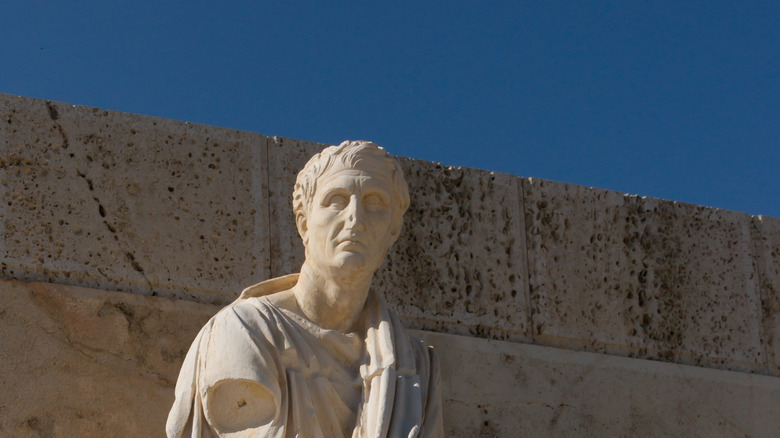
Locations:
296;213;308;245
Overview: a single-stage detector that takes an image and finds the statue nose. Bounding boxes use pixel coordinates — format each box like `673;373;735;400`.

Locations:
345;197;365;230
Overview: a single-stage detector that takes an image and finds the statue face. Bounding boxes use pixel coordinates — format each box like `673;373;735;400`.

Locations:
304;166;395;277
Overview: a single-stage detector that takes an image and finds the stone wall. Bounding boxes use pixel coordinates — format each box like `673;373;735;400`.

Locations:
2;93;779;436
0;280;217;437
3;279;778;437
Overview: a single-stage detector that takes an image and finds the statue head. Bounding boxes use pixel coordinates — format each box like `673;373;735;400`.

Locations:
293;141;409;276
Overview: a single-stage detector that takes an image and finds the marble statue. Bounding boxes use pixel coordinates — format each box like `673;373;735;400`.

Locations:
167;141;443;437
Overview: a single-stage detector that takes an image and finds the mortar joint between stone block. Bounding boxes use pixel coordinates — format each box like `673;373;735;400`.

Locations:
749;215;773;375
518;177;535;344
264;136;274;279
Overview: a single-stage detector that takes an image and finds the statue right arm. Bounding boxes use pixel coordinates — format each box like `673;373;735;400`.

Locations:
200;303;285;434
206;379;276;433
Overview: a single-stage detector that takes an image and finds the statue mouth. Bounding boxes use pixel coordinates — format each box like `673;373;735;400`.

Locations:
337;236;366;249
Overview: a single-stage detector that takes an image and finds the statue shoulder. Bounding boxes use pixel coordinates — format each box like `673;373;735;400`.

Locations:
198;297;285;349
235;273;300;301
217;273;302;326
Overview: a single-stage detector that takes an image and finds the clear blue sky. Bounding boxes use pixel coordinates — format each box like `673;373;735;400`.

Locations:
2;1;778;217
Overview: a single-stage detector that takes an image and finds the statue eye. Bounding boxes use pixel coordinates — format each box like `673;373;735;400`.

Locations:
363;194;388;211
325;194;348;208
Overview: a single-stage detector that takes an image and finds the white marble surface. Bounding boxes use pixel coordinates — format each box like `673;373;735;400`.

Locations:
167;141;442;437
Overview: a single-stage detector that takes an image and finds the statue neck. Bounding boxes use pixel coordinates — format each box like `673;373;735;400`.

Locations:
292;262;372;332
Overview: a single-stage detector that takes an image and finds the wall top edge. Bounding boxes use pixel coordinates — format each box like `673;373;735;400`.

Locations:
0;92;275;140
3;92;775;220
524;177;777;220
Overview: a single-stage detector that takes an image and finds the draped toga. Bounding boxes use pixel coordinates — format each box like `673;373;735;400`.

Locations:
166;274;443;438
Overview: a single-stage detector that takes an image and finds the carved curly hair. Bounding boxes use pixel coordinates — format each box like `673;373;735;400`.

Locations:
292;140;410;237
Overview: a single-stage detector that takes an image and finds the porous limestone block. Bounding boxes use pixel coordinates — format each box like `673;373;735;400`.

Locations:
753;215;780;375
412;330;780;437
266;136;328;278
0;94;269;304
0;279;220;437
523;178;764;372
378;161;530;342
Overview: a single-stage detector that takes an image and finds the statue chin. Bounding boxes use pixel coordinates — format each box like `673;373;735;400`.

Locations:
322;249;387;280
335;252;378;272
332;250;367;268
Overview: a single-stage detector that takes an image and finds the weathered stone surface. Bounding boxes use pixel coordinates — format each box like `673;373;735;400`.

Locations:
9;277;777;438
0;278;220;437
523;178;765;372
0;93;269;304
753;215;780;375
3;93;775;378
266;136;328;278
377;161;530;342
412;330;780;437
